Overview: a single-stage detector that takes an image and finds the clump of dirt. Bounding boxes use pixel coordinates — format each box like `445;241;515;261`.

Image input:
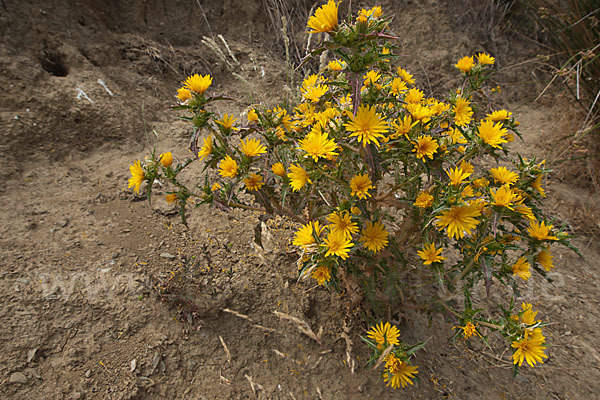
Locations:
1;1;600;399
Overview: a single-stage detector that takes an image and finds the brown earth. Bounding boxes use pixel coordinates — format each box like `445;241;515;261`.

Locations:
1;0;599;399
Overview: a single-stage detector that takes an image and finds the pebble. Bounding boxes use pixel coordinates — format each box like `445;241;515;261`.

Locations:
85;369;91;378
159;253;175;260
9;372;28;384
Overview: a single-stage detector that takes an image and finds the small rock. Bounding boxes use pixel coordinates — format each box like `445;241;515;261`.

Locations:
111;252;120;259
27;348;38;363
159;253;175;260
85;369;91;378
9;372;28;384
59;219;69;228
23;368;41;379
151;351;161;374
130;359;137;373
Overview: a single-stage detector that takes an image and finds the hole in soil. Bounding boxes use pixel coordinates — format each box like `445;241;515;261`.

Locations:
40;50;69;77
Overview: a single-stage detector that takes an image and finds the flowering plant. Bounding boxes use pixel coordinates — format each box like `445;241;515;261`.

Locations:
129;1;576;389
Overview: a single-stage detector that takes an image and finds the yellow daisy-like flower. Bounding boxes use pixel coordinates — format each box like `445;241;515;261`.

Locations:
311;265;331;286
446;166;471;186
198;135;213;161
453;97;473;126
211;183;221;192
328;60;345;71
537;248;554;271
490;166;518;185
218;155;238;178
247;108;259;123
487;109;512;122
491;185;516;209
323;229;354;259
478;119;508;148
520;302;539;325
243;173;264;191
512;256;531;280
435;204;481;239
293;221;325;248
455;56;475;73
531;175;546;197
404;88;424;104
183;73;212;94
271;162;286;177
455;322;481;340
472;177;489;188
128;160;145;193
363;70;381;87
216;113;239;131
397;67;415;85
307;0;338;33
288;164;311;191
344;105;388;147
359;221;389;253
299;126;338;161
160;152;173;168
414;191;434;208
240;137;267;157
303;84;329;103
389;78;408;96
390;115;416;139
176;87;192;102
477;52;495;65
327;211;358;239
527;220;558;241
406;103;434;122
417;243;446;265
412;135;438;161
366;322;400;350
165;193;177;204
515;204;536;222
383;358;418;389
511;330;548;367
350;173;374;199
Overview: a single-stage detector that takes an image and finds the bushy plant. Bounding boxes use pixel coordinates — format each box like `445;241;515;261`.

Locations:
128;1;576;389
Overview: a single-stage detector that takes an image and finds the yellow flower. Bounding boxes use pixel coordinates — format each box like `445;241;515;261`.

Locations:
350;173;374;199
216;113;239;131
390;115;416;139
527;220;558;241
160;152;173;167
446;166;471;186
176;87;192;102
491;185;516;209
383;357;418;389
288;164;311;191
389;78;408;96
165;193;177;204
366;322;400;350
417;243;446;265
477;119;508;148
453;97;473;126
363;70;381;86
414;192;433;209
183;73;212;94
537;248;554;271
303;84;329;103
511;330;547;367
359;221;389;253
455;56;475;73
344;105;388;147
198;135;213;161
490;166;518;185
413;135;438;161
477;52;495;65
435;204;481;239
243;173;264;191
455;322;481;339
247;108;259;123
472;177;489;188
240;137;267;157
323;229;353;259
211;183;221;192
271;162;286;177
531;175;546;197
328;60;345;71
404;88;424;104
293;221;325;248
520;302;539;325
299;126;338;161
512;256;531;280
397;67;415;85
406;103;434;122
486;109;512;122
311;265;331;285
327;211;358;239
218;156;238;178
128;160;145;193
307;0;338;33
515;204;536;221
